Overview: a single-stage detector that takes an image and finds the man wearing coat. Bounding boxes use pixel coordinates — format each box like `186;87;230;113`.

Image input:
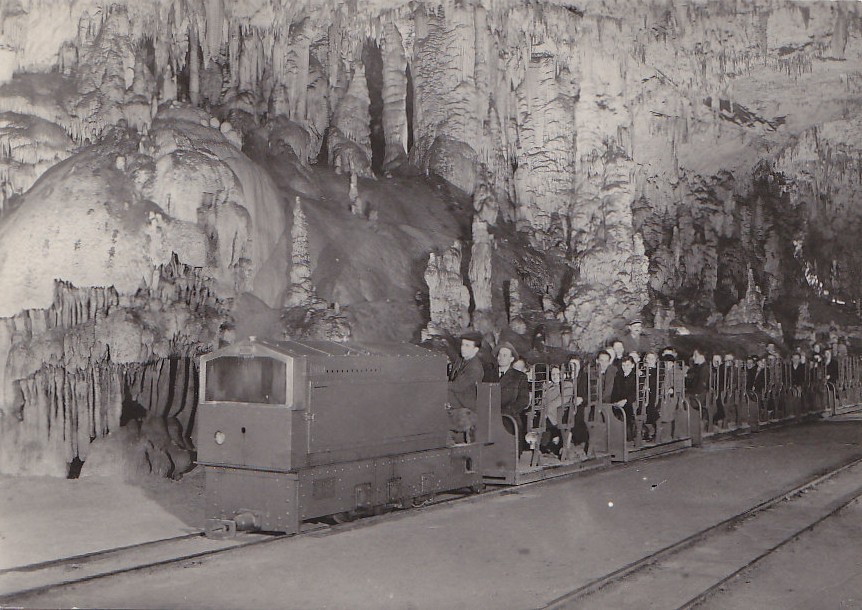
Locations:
494;341;530;417
447;331;485;442
493;341;530;453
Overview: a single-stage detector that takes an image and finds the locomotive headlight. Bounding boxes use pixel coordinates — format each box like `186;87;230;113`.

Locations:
214;430;226;445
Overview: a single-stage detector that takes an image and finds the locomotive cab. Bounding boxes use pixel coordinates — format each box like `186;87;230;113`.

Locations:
198;351;293;471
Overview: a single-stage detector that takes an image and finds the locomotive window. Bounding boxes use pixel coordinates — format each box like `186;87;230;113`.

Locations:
205;356;287;404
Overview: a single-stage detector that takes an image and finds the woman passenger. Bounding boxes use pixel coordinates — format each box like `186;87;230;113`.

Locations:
643;352;659;441
539;366;571;457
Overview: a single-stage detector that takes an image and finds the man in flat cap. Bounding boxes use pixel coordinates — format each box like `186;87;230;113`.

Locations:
494;340;531;454
494;341;530;418
621;319;647;355
447;331;485;441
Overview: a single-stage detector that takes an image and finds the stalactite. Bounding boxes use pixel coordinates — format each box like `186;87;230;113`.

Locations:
381;20;408;170
189;23;201;105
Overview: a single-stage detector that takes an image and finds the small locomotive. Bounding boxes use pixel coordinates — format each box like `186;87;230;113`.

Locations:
197;337;493;537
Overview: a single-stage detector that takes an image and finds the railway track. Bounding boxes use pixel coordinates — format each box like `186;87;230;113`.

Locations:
0;530;283;602
541;454;862;610
0;481;506;604
3;444;861;606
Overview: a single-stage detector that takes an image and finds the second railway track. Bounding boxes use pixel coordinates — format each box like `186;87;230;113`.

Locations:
541;454;862;610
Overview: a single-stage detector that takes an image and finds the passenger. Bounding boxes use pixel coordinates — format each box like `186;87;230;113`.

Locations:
660;345;678;362
566;355;589;455
642;352;660;441
752;357;767;395
628;351;641;364
790;352;805;388
745;355;758;391
824;348;839;383
837;339;849;359
611;355;638;441
532;325;548;354
722;353;735;396
493;341;531;453
539;366;571;457
622;319;647;354
447;331;485;443
687;349;709;397
611;339;626;363
658;351;679;433
766;342;779;359
597;349;617;403
513;358;528;374
710;354;725;426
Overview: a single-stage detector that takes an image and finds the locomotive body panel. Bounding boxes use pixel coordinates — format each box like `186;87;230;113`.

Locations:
197;403;296;471
304;378;448;466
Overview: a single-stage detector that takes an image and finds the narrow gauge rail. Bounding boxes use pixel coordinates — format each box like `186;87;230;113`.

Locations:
0;482;544;603
541;454;862;610
4;448;862;607
0;531;276;602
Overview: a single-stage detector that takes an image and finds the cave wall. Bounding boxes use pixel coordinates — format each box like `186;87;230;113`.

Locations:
1;0;862;475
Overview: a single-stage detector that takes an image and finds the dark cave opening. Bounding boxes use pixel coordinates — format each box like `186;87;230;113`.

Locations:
67;456;84;479
363;39;385;175
120;386;148;427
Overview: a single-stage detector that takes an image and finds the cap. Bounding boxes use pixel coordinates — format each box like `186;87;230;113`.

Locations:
493;341;519;361
459;330;483;348
628;319;643;326
459;330;482;347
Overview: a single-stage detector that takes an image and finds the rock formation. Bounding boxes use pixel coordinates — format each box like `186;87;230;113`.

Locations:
286;197;315;307
0;0;861;474
424;241;470;337
468;218;493;321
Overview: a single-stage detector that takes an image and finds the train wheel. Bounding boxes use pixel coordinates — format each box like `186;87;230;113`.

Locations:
332;511;355;524
411;494;433;508
470;483;485;494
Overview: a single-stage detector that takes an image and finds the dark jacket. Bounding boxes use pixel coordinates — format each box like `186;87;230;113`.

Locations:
600;364;618;403
497;367;530;417
825;358;839;383
751;368;766;394
687;362;709;396
611;369;638;406
448;356;485;412
790;363;805;387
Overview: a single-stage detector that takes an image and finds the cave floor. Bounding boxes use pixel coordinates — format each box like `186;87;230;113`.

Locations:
3;418;862;610
0;469;204;571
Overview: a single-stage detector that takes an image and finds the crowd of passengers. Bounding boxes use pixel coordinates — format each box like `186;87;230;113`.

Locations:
446;319;854;460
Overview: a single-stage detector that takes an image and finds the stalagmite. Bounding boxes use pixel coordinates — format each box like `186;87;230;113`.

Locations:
286;197;315;307
348;172;368;217
507;278;524;329
469;218;493;317
424;241;470;337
